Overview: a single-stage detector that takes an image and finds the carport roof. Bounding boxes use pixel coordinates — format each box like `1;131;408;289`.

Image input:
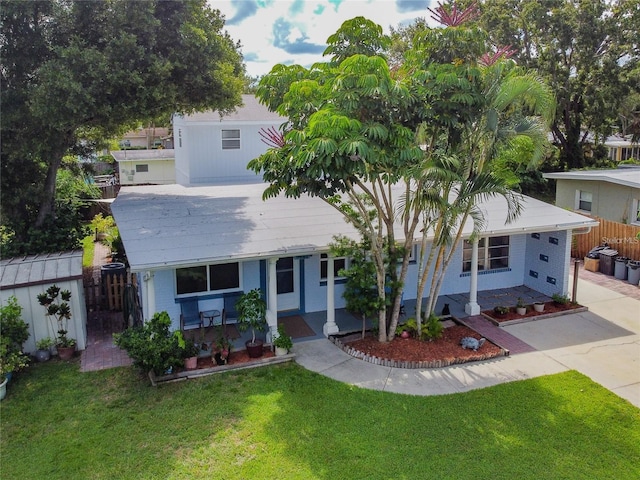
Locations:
112;182;598;272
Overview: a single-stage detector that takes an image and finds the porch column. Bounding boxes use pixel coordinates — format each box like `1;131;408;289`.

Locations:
144;271;156;320
465;239;481;315
323;254;339;337
266;257;278;342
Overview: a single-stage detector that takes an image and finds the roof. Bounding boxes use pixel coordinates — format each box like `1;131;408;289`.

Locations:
111;149;175;162
174;94;285;124
0;250;83;290
112;183;598;272
543;168;640;189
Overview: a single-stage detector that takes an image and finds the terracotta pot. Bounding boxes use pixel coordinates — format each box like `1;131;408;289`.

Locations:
184;356;198;370
401;330;410;339
57;345;75;360
245;340;264;358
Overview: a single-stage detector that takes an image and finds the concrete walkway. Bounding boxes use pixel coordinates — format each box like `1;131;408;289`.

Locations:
294;276;640;407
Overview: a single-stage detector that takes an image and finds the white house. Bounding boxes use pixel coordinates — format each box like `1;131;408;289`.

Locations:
112;149;176;186
112;95;598;338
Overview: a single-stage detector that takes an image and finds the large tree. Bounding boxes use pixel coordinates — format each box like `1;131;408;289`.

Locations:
465;0;639;169
250;10;553;342
1;0;244;254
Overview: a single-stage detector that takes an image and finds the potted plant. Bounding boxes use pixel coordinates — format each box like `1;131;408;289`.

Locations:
1;296;31;388
183;338;199;370
236;288;267;358
533;302;545;313
37;285;77;360
1;336;29;401
516;298;527;315
35;337;55;362
213;335;232;365
493;305;509;317
273;325;293;356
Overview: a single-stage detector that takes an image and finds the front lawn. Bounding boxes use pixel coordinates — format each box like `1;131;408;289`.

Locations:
1;360;638;479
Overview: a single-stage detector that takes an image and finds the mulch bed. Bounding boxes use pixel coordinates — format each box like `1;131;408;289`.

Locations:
193;346;274;369
334;324;507;369
482;301;585;324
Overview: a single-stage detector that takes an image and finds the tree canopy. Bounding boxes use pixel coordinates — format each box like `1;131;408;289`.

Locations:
1;0;245;255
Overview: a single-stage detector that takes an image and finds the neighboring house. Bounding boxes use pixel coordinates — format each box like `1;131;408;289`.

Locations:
112;149;176;185
605;135;640;163
0;251;88;353
119;127;172;149
543;167;640;225
112;96;597;338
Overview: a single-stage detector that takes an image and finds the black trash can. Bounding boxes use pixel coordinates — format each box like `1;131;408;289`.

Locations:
101;262;126;292
614;257;629;280
627;260;640;286
598;249;618;276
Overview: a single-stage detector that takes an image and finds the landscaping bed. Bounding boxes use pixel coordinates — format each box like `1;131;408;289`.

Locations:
482;301;587;326
332;322;507;369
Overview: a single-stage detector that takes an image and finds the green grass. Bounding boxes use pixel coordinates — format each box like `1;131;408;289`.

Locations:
2;361;639;480
81;235;95;268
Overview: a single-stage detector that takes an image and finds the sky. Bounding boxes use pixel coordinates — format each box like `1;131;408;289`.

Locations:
211;0;438;78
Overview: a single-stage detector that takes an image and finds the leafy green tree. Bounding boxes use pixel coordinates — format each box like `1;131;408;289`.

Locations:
1;0;244;255
466;0;639;169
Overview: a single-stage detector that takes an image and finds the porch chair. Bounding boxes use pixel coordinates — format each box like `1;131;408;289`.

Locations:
180;297;203;331
222;292;243;325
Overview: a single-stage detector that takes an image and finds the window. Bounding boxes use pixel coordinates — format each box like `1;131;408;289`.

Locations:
320;253;347;280
222;129;240;149
577;190;592;212
135;164;149;173
176;262;240;295
463;236;510;273
632;199;640;225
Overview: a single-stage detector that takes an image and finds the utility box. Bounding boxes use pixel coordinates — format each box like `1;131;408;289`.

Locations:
598;249;618;276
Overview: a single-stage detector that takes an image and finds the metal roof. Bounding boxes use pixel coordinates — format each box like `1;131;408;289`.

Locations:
543;168;640;189
112;182;598;272
0;250;83;290
111;149;175;162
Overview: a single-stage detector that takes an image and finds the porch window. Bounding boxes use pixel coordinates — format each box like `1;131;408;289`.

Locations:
176;262;240;295
135;164;149;173
632;199;640;225
222;129;240;149
320;253;347;280
462;236;510;273
576;190;592;212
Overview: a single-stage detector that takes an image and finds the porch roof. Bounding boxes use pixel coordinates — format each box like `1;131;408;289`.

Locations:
111;182;597;272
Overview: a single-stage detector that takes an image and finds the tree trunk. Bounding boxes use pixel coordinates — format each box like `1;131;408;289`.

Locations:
34;134;71;228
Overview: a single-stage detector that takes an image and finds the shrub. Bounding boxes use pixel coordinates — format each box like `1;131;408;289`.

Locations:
493;305;509;315
273;325;293;351
114;312;186;375
422;313;444;341
0;296;30;350
552;293;570;305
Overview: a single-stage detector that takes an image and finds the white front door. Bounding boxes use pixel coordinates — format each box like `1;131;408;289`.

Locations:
276;257;299;312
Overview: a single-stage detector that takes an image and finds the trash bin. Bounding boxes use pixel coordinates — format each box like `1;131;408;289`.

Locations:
627;260;640;286
614;257;630;280
101;262;126;290
598;249;618;276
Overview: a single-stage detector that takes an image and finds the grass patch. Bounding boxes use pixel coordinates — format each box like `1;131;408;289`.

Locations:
2;361;639;479
81;235;94;268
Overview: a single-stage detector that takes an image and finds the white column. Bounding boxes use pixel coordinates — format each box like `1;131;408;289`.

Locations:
323;254;339;336
144;271;156;320
465;239;481;315
266;258;278;342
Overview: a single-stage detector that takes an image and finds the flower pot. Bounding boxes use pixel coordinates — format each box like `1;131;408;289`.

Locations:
0;377;7;401
245;339;264;358
184;356;198;370
35;349;51;362
516;307;527;315
275;346;288;356
57;345;75;360
533;302;545;313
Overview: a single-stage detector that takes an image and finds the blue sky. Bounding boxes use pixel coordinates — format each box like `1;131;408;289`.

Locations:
211;0;437;77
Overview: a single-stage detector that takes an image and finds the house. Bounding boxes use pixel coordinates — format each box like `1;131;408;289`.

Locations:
0;251;88;353
111;96;598;338
543;167;640;225
119;126;172;150
112;149;176;185
605;135;640;163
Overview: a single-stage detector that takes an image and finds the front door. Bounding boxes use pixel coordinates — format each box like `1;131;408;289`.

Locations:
276;257;299;312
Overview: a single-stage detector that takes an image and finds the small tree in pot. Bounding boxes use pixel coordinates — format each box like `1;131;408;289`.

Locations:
236;289;267;358
37;285;76;359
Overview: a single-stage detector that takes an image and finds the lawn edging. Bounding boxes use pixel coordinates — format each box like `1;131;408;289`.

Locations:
148;353;296;386
482;305;588;327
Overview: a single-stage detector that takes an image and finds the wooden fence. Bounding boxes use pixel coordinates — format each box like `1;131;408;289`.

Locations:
85;273;137;312
572;216;640;260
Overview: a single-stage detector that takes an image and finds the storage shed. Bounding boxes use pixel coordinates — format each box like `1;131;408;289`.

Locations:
0;251;87;353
